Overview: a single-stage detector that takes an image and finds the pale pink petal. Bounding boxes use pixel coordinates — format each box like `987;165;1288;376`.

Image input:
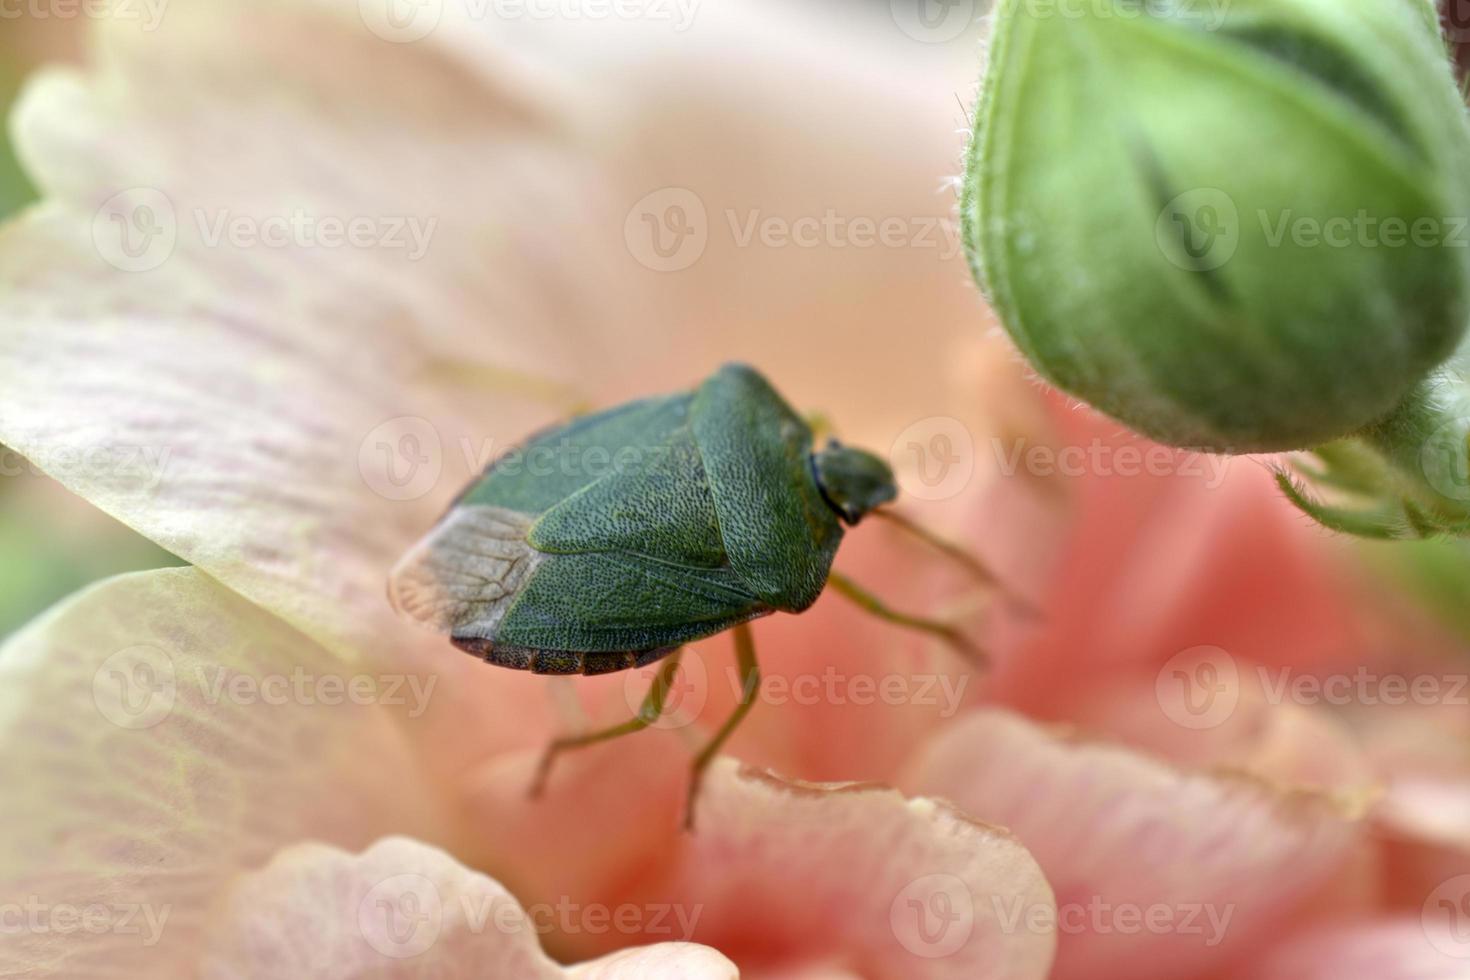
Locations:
1245;919;1470;980
1357;705;1470;907
199;837;737;979
1363;704;1470;850
991;397;1448;722
901;709;1364;980
0;569;445;979
569;943;739;979
1063;675;1377;794
464;752;1056;980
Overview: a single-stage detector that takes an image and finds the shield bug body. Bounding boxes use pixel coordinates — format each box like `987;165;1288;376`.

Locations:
390;363;991;826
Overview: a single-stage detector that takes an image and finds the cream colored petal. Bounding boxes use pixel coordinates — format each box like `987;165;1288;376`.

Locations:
0;0;607;657
0;568;445;979
198;837;739;979
568;943;740;979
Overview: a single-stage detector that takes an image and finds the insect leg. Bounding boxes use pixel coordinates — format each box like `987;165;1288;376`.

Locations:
825;570;989;668
529;647;685;798
683;622;761;831
873;508;1040;617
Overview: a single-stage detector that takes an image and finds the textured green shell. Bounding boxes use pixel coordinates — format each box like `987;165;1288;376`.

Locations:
388;364;845;674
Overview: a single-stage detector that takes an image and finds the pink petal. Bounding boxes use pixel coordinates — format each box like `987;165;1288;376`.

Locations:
1062;674;1376;794
1244;918;1470;980
463;751;1056;980
990;397;1448;722
667;762;1056;980
901;709;1364;980
199;837;737;979
1357;705;1470;907
0;569;445;978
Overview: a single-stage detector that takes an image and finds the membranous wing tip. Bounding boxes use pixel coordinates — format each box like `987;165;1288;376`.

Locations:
387;504;543;636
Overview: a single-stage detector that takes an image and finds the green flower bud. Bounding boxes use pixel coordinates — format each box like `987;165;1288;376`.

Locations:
963;0;1470;452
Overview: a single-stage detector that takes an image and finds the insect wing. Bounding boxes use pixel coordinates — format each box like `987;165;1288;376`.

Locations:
490;550;764;653
389;393;694;638
528;425;725;566
691;364;842;611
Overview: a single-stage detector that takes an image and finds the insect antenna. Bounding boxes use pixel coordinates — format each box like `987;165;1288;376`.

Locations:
826;570;989;670
872;508;1042;619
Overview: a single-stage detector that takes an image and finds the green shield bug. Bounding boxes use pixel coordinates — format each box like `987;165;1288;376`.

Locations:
390;363;1002;827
